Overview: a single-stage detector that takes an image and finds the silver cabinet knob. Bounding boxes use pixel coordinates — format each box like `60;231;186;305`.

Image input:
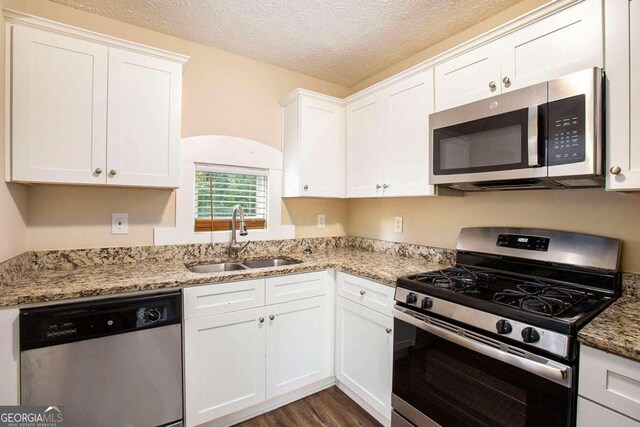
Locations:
269;314;275;321
109;169;117;176
376;184;381;190
94;168;103;175
258;317;265;323
489;81;497;90
502;76;511;86
383;184;389;189
610;166;622;175
359;290;366;296
386;328;393;334
303;184;309;191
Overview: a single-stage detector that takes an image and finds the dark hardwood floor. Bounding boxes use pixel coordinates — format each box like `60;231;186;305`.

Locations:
234;386;382;427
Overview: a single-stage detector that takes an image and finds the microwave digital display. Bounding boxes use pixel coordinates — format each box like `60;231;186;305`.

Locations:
547;94;586;166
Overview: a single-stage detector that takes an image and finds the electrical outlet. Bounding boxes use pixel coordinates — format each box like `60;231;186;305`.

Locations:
112;213;129;234
394;216;403;233
317;214;326;229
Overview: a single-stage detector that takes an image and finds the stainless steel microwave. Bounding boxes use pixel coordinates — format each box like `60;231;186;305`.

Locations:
429;67;604;191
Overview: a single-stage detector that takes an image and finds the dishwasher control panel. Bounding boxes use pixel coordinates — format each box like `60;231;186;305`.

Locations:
20;292;181;351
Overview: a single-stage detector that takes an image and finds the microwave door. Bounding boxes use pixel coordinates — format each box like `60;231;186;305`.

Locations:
429;82;547;185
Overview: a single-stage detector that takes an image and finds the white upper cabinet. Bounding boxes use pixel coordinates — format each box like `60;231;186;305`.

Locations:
281;90;344;197
434;43;502;111
605;0;640;190
106;48;182;187
10;25;108;185
435;0;603;111
346;92;385;198
346;68;436;198
5;13;189;188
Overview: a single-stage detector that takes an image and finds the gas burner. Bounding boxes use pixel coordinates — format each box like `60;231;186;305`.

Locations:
412;267;495;293
493;283;590;317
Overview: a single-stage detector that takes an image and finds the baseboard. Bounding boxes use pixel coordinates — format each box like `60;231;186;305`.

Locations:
335;380;391;427
199;377;336;427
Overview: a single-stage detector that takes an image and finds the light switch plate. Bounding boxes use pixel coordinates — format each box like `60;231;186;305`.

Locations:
317;214;325;229
112;213;129;234
394;216;403;233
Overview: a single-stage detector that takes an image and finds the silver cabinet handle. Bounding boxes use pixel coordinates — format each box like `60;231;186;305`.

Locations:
259;317;265;323
610;166;622;175
376;184;381;190
503;76;511;86
269;315;275;321
94;168;103;175
359;290;366;296
383;184;389;189
386;328;392;334
489;81;497;90
109;169;117;176
303;184;309;191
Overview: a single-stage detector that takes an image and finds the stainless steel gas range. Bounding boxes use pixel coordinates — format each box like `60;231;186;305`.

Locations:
391;227;621;427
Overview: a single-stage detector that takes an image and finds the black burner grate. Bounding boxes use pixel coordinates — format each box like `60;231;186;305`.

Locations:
493;281;590;317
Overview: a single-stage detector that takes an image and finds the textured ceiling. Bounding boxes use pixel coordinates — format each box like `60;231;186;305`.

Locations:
49;0;522;87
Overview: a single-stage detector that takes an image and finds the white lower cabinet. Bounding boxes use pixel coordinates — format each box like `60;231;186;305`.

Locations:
183;272;333;426
335;295;394;422
266;295;332;399
578;397;640;427
184;307;266;426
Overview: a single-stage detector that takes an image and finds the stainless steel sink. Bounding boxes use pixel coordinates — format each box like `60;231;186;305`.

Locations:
187;262;248;273
187;257;301;273
242;258;302;269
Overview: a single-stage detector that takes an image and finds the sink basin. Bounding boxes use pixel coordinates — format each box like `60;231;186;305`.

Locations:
187;262;248;273
242;258;302;269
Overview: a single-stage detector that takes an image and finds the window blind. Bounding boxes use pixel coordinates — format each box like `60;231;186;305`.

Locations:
194;165;268;232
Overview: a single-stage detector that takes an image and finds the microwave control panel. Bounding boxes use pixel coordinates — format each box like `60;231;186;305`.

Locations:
547;94;586;166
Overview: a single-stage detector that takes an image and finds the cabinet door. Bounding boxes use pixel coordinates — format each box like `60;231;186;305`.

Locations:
299;97;343;197
265;295;332;399
434;42;502;111
382;69;436;197
346;93;384;197
184;307;266;426
11;25;108;184
335;297;393;420
577;397;640;427
501;0;603;92
607;0;640;190
107;48;182;187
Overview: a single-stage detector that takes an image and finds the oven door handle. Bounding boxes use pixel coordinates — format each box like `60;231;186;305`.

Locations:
528;105;542;167
392;307;572;388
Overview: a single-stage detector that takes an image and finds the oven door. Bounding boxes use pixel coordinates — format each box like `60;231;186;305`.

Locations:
392;307;575;427
429;82;548;185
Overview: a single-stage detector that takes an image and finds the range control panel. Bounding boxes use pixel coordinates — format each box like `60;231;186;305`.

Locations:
496;234;550;251
547;94;586;166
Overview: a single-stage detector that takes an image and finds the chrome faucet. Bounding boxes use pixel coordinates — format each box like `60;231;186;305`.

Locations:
229;204;249;259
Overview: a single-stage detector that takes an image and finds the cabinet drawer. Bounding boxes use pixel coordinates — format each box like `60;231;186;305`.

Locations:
579;345;640;422
265;271;329;305
577;397;640;427
336;272;395;316
183;279;265;319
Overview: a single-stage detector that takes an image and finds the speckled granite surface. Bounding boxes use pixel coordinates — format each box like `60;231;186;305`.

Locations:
578;273;640;362
0;237;453;308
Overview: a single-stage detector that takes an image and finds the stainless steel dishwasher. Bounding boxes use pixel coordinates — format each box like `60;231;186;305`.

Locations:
20;292;183;427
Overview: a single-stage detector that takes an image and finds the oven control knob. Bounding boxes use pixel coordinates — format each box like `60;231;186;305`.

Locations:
421;297;433;309
495;319;512;335
405;292;418;304
521;327;540;343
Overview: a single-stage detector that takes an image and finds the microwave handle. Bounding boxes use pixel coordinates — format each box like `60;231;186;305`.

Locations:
528;105;543;167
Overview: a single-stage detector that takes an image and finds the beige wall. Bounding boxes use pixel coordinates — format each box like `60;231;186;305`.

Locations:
1;0;350;252
347;190;640;273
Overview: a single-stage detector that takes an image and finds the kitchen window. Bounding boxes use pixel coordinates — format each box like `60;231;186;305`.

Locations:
194;164;268;232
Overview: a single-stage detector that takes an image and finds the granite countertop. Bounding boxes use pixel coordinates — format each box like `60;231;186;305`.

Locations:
0;247;449;308
578;273;640;362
